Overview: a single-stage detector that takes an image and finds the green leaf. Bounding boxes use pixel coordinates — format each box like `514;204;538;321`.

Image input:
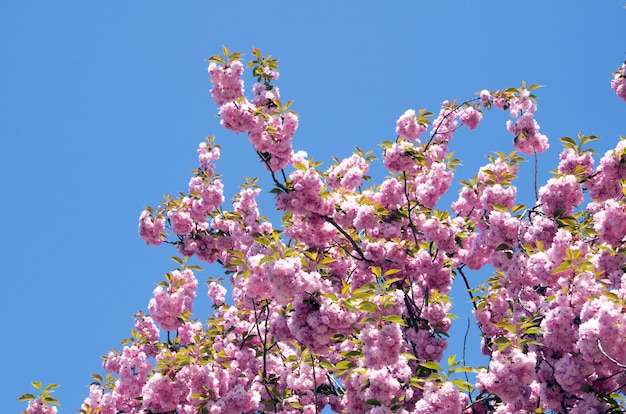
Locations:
360;317;377;324
42;396;60;405
494;336;511;351
450;378;474;392
318;360;334;371
420;361;442;371
455;366;476;374
358;301;378;313
400;352;418;361
552;261;572;275
365;399;381;406
382;276;402;290
383;315;407;326
523;326;543;336
341;281;350;296
334;360;357;376
17;393;36;402
447;354;456;367
559;136;577;149
171;256;183;265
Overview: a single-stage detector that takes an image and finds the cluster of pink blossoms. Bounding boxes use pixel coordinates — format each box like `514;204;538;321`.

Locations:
208;60;244;105
138;209;165;246
208;50;299;172
481;86;550;154
413;381;468;414
326;153;370;191
395;109;428;140
25;50;626;414
611;61;626;102
148;268;198;331
25;400;58;414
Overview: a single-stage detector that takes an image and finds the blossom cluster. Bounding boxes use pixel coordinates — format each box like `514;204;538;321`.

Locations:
24;50;626;414
611;61;626;102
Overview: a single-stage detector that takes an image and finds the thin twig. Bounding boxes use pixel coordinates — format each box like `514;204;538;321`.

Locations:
425;97;481;151
257;150;289;192
402;171;420;246
457;266;477;311
598;338;626;368
253;299;278;410
311;354;319;414
463;317;473;404
534;151;539;201
323;216;370;262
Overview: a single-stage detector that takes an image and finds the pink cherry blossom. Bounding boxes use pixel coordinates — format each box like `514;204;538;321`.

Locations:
138;209;164;245
25;400;58;414
28;48;626;414
611;61;626;102
208;60;244;106
537;174;583;217
458;106;482;130
395;109;427;140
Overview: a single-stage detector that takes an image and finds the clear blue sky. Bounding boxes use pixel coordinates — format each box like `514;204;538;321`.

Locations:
2;1;626;412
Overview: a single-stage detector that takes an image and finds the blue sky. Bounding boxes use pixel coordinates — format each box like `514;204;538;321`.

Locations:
2;1;626;412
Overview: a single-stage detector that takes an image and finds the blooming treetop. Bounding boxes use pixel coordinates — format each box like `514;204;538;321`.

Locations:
22;48;626;414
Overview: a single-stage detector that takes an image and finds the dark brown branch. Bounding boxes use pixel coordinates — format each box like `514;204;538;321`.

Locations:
425;97;481;151
598;338;626;368
323;216;370;262
402;171;420;246
457;265;477;311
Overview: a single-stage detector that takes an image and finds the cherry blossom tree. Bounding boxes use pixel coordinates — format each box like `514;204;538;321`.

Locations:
21;49;626;414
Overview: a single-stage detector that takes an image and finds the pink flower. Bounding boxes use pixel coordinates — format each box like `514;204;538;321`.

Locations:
383;140;419;173
480;89;491;103
611;61;626;103
167;209;194;235
219;100;264;133
82;384;115;414
585;140;626;201
26;400;58;414
479;184;517;211
538;175;583;217
592;199;626;246
413;161;453;207
476;348;538;410
395;109;427;140
138;209;164;245
557;147;594;176
431;105;458;143
148;269;197;331
325;154;369;191
458;106;482;130
208;281;227;306
413;381;467;414
275;168;330;216
142;373;182;412
197;141;220;172
178;321;203;345
360;323;402;369
134;311;160;342
251;82;280;108
208;60;244;106
507;112;549;154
